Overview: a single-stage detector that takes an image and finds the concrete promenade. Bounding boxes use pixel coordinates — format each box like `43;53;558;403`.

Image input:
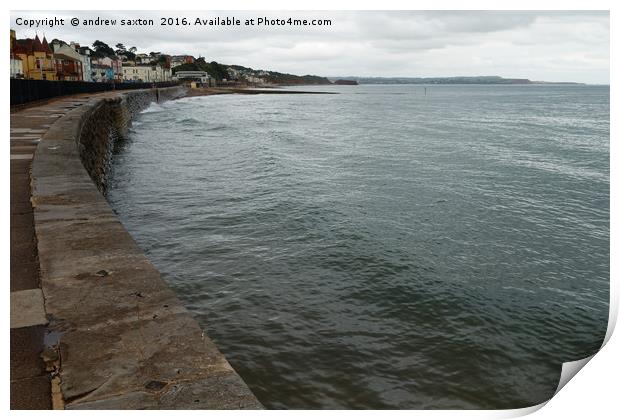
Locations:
11;94;105;409
10;90;261;410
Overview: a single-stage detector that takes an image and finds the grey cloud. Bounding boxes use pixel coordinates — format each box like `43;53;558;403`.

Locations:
10;10;609;83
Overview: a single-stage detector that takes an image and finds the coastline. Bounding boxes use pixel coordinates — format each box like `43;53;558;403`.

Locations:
15;87;262;409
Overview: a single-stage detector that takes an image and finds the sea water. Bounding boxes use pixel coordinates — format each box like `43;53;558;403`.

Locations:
107;84;609;409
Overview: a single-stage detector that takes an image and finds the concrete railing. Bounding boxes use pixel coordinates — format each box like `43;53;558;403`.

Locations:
30;87;262;409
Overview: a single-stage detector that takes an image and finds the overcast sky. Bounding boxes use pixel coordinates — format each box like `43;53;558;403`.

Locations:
10;10;609;84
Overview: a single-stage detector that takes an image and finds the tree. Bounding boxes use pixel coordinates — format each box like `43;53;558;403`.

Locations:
146;51;160;65
122;50;136;61
205;61;230;81
155;54;170;69
171;62;199;75
92;40;115;59
129;46;137;53
114;43;136;61
179;58;230;81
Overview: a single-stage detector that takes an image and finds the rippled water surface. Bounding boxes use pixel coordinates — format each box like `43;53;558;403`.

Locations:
107;85;609;409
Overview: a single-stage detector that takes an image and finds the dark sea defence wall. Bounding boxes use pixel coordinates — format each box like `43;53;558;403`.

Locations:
78;88;182;192
31;87;263;409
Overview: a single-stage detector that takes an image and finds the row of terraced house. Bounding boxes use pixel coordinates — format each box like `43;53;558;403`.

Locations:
10;30;173;83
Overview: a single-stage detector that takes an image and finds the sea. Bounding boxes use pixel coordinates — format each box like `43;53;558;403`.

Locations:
107;84;609;409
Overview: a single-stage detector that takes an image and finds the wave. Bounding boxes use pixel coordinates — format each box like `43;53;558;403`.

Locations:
178;117;202;125
141;102;165;114
205;124;229;131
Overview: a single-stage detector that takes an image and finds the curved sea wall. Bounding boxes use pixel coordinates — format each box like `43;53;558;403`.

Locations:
31;87;262;409
77;88;182;192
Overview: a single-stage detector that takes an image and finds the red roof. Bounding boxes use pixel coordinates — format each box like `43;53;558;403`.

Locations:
13;39;34;55
12;36;54;56
42;37;53;54
33;35;44;53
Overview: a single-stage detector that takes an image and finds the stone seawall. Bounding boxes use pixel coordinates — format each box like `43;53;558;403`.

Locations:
30;87;263;409
77;87;184;192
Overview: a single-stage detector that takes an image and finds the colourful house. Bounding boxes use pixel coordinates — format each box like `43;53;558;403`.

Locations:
51;41;84;81
92;56;123;82
91;63;114;82
11;32;57;81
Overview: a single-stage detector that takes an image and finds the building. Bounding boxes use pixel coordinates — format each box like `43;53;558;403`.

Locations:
51;41;84;81
53;54;83;81
11;31;57;80
74;44;93;82
173;70;214;86
244;75;266;85
92;56;122;81
122;64;171;83
10;54;23;78
171;55;195;68
91;64;114;82
135;53;150;65
227;68;238;78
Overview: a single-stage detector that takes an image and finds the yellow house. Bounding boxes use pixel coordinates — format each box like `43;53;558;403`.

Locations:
11;32;57;80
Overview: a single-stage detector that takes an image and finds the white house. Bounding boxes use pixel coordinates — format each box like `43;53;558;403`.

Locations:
244;75;266;85
171;55;194;68
10;55;23;78
135;53;150;65
122;64;171;83
173;70;214;86
73;44;93;82
227;67;240;79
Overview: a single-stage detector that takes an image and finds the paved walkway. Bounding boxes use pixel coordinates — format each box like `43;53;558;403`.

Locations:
10;94;109;409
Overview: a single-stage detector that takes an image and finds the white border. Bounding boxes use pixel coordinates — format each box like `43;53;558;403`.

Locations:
3;1;616;419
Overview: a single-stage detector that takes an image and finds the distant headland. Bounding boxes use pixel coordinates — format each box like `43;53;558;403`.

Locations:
333;79;359;85
327;76;584;85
